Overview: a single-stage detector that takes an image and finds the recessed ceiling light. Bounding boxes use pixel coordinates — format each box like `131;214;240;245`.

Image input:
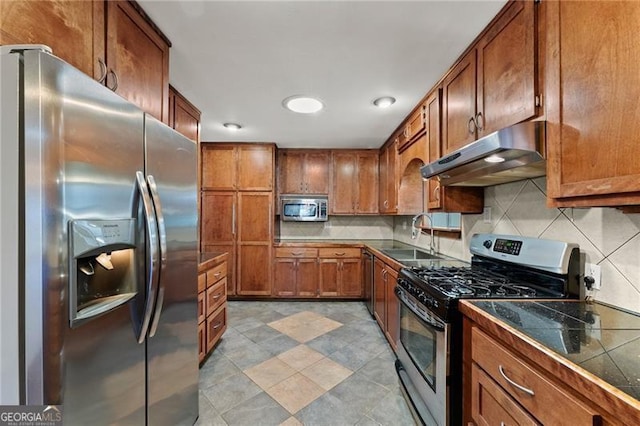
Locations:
373;96;396;108
223;122;242;131
283;96;324;114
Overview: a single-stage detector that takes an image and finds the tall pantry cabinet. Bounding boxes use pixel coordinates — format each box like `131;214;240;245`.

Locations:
201;143;276;296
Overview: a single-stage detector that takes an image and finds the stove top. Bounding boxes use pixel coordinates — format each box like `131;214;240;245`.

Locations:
397;234;582;321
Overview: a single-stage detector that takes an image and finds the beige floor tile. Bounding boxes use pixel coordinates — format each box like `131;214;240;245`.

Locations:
277;345;325;371
243;357;296;390
312;316;343;333
280;324;327;343
300;357;353;391
266;373;325;414
279;416;303;426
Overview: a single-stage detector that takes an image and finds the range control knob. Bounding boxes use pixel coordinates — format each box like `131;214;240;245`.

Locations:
483;240;492;249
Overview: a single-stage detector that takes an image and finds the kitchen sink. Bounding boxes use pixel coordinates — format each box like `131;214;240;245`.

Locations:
380;248;441;261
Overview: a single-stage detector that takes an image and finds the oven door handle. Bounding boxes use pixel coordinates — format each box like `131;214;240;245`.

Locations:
395;286;446;332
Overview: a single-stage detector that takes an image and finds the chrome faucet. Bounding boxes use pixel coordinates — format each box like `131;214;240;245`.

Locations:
411;212;436;254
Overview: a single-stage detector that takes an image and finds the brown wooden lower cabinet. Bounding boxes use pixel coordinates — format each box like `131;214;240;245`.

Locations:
465;322;603;425
373;257;399;351
198;254;228;364
272;246;363;299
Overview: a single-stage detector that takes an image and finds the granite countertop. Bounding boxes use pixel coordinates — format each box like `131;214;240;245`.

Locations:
465;300;640;401
198;251;228;272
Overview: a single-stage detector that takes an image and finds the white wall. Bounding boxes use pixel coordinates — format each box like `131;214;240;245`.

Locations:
394;177;640;314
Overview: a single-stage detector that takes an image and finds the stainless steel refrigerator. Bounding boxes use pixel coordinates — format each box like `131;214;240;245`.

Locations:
0;45;199;424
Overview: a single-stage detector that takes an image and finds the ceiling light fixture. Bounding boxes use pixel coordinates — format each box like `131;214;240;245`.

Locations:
283;96;324;114
223;122;242;131
373;96;396;108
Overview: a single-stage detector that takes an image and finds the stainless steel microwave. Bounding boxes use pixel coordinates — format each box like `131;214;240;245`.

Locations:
280;195;328;222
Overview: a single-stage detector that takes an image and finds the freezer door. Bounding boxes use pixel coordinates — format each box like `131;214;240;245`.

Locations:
19;49;146;423
144;115;199;425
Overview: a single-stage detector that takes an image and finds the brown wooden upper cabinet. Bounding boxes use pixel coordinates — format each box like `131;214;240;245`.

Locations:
426;89;483;213
545;1;640;208
398;104;427;153
278;150;330;195
169;85;200;143
443;0;537;154
0;1;171;124
379;141;398;214
331;151;379;215
202;144;275;191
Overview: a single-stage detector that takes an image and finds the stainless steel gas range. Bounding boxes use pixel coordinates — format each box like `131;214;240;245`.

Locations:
394;233;582;426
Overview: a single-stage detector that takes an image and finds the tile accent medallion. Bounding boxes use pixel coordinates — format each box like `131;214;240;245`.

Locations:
393;177;640;314
198;301;415;425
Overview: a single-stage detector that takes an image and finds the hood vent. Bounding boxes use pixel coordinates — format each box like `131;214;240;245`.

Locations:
421;121;546;187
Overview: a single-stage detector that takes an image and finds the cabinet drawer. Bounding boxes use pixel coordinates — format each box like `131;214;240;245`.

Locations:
206;305;227;352
318;248;361;258
206;278;227;316
275;247;318;258
472;327;601;425
198;273;206;293
471;362;538;425
197;291;205;324
206;261;227;287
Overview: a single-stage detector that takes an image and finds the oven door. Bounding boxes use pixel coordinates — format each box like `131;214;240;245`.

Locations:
395;286;449;426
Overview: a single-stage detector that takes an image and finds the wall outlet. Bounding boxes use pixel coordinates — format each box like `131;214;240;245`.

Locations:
483;207;492;224
585;263;602;290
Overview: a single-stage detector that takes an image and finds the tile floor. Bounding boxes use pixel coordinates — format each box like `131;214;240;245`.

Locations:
197;301;416;426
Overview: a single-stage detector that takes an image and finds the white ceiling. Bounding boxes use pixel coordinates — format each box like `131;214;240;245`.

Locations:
138;1;507;149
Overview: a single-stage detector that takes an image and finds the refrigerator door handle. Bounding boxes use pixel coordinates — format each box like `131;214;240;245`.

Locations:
135;171;160;344
146;175;167;337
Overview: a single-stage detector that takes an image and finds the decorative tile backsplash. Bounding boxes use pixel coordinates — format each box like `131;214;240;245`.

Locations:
394;177;640;314
279;216;394;240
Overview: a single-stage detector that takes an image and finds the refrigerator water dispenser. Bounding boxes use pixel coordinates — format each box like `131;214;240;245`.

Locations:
69;219;137;327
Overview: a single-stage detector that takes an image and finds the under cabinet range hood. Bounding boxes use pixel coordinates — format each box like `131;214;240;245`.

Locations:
421;121;546;187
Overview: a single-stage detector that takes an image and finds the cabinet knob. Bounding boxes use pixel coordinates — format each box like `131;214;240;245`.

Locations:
97;59;107;84
468;116;476;134
475;112;484;131
106;69;119;92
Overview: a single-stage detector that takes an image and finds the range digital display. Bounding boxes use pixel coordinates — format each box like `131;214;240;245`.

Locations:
493;238;523;256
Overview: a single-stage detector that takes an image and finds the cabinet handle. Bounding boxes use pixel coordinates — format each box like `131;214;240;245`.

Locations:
384;200;389;208
214;272;221;277
232;204;236;235
213;293;222;300
291;252;303;256
475;112;484;131
498;365;535;396
107;69;119;91
468;117;476;134
334;252;346;256
97;59;107;84
433;185;440;202
212;322;222;330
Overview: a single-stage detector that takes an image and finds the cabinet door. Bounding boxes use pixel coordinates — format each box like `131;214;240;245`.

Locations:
237;192;272;242
237;145;274;191
331;152;356;214
386;143;398;213
237;244;271;295
171;87;200;142
546;1;640;206
274;258;297;297
106;1;169;123
378;147;389;212
471;363;538;426
0;1;104;80
304;151;330;194
373;259;386;328
201;192;235;244
319;259;339;296
297;259;319;297
340;258;363;297
426;90;443;210
443;50;477;154
477;0;536;137
278;151;305;194
198;321;206;363
201;145;237;190
384;267;399;350
357;152;379;214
